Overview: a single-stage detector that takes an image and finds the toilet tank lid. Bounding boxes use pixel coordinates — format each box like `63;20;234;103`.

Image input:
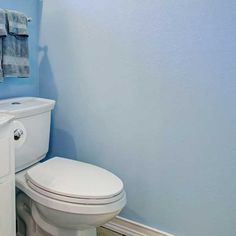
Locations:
0;97;55;118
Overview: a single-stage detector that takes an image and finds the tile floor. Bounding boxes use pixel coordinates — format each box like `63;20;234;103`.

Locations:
17;226;124;236
16;227;125;236
97;227;124;236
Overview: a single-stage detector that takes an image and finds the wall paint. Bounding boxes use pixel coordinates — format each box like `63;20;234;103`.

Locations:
39;1;236;236
0;0;39;99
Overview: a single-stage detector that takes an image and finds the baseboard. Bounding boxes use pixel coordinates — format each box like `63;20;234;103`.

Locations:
103;216;174;236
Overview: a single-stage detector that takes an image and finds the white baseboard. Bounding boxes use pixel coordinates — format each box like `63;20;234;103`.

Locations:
103;216;175;236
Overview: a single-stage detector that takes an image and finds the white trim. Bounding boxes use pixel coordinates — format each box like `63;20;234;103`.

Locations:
103;216;175;236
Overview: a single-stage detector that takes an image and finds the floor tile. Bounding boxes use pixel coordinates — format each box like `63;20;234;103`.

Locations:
97;227;123;236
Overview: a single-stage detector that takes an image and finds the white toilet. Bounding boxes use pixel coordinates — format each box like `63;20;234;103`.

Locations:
0;97;126;236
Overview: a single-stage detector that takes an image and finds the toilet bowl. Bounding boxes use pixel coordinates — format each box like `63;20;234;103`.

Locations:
0;97;126;236
16;157;126;236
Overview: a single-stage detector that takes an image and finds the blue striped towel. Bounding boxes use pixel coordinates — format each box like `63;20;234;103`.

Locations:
6;10;28;36
2;35;30;78
2;10;30;78
0;9;7;36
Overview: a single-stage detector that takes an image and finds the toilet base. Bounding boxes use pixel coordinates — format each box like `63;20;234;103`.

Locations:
32;202;96;236
36;225;96;236
17;193;96;236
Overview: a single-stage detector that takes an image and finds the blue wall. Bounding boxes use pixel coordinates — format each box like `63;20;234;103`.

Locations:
39;1;236;236
0;0;39;99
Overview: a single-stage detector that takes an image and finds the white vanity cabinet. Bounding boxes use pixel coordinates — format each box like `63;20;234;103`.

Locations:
0;114;15;236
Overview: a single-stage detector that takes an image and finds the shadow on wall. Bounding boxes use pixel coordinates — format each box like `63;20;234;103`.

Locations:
38;45;77;160
38;0;77;160
121;207;148;226
48;128;77;160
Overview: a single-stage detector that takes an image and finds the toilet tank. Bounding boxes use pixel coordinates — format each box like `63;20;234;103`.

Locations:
0;97;55;172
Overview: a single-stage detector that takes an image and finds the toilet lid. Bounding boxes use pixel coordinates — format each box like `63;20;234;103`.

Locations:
26;157;124;199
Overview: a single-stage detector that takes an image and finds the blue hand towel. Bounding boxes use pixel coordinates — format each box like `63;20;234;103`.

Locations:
2;35;30;78
6;10;28;36
3;10;30;78
0;9;7;81
0;9;7;36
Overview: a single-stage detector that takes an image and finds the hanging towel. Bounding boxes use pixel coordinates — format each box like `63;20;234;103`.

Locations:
0;9;7;80
2;35;29;77
0;9;7;36
2;10;30;78
6;10;28;36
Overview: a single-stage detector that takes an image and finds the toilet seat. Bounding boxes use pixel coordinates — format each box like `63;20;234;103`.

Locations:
16;157;126;215
26;157;124;199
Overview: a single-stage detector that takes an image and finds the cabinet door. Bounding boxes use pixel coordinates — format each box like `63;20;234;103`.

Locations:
0;178;15;236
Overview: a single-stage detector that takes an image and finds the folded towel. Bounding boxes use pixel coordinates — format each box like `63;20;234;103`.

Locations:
0;9;7;36
2;10;30;78
0;9;7;81
2;34;30;78
6;10;28;36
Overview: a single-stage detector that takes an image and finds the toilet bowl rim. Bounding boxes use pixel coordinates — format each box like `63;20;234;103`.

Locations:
30;187;127;215
27;178;126;205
